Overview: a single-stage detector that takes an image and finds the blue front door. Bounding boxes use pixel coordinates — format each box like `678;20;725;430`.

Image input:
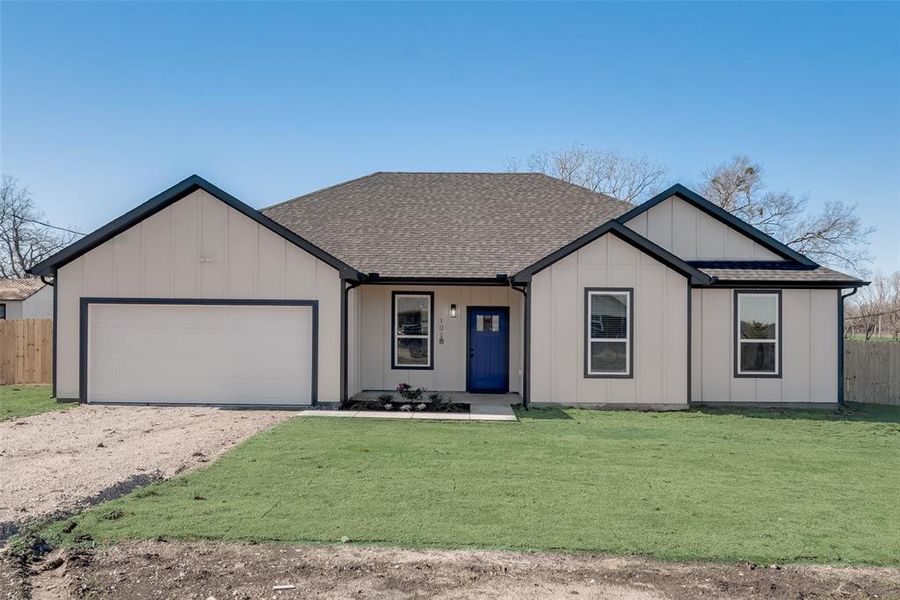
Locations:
467;307;509;393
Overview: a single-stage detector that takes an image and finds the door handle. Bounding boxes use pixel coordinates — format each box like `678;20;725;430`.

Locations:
469;349;475;357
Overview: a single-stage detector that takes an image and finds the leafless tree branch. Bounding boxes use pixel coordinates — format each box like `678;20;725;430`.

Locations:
506;144;667;203
0;175;80;278
700;155;874;274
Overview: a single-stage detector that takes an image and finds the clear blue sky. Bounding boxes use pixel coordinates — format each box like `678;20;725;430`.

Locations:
2;1;898;273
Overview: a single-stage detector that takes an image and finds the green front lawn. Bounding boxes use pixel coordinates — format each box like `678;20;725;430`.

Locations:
0;385;66;421
50;404;900;565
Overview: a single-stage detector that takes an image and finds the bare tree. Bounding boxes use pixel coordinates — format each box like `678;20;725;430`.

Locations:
505;144;667;203
700;156;874;273
0;175;81;278
845;272;900;340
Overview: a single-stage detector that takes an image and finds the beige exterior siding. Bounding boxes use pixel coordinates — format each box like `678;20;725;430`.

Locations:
691;288;838;404
355;285;523;393
55;189;342;401
624;196;784;261
530;234;689;406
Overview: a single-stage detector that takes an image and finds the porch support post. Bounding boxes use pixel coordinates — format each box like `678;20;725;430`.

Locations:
510;279;530;409
340;277;363;405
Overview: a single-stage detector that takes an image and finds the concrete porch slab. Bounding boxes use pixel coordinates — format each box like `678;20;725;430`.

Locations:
297;391;520;422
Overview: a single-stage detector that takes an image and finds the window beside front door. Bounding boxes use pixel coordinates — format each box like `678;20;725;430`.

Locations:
585;288;633;378
0;303;5;320
735;290;781;377
392;292;434;369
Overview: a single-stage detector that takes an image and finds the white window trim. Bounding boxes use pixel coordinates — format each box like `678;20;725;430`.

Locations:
393;292;432;369
735;291;780;377
586;289;632;377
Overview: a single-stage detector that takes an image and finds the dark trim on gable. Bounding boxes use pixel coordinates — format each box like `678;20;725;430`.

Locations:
616;184;817;266
28;175;363;279
512;220;712;286
390;291;435;371
733;290;782;379
78;297;319;405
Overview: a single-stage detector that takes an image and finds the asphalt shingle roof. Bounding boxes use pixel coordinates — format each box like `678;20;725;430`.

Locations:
0;278;46;301
262;172;633;278
691;262;864;284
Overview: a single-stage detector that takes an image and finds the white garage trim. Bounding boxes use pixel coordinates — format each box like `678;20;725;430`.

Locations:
79;298;319;406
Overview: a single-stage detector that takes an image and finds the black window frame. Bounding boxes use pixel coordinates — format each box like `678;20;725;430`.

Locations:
584;287;634;379
391;291;435;370
734;289;782;378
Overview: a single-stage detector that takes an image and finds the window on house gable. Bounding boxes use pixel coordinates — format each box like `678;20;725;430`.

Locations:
586;289;632;377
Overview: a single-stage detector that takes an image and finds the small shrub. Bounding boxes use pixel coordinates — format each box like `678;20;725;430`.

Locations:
396;383;425;401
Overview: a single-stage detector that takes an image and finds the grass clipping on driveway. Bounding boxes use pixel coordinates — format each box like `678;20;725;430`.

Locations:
48;404;900;566
0;385;65;421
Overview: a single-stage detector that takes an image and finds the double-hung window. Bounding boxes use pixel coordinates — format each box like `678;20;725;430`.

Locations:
585;288;632;377
735;291;781;377
392;292;433;369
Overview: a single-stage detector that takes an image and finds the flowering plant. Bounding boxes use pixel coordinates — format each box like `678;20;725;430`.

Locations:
396;383;425;401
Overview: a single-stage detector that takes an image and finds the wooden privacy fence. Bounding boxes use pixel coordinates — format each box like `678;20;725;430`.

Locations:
0;319;53;385
844;340;900;405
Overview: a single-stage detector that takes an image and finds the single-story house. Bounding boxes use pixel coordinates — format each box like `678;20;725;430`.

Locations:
28;173;867;409
0;278;53;320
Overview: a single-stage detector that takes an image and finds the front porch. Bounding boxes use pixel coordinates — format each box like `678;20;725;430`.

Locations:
344;390;520;421
346;283;526;402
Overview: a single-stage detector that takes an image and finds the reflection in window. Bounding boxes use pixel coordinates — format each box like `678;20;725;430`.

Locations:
394;294;432;368
736;292;779;375
586;290;631;376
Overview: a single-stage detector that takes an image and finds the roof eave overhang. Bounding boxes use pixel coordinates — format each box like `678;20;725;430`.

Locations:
512;220;713;286
701;279;871;289
27;175;364;280
616;184;818;267
360;275;512;286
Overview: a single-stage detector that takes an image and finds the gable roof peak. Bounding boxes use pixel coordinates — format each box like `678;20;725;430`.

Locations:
616;183;817;266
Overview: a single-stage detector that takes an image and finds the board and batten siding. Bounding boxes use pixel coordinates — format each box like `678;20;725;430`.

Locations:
691;288;838;404
530;233;689;406
624;195;783;261
354;285;523;393
55;188;342;401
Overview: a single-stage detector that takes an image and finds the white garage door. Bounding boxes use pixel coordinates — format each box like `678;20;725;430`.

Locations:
86;302;314;405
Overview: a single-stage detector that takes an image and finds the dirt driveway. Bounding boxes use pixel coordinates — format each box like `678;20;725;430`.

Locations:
0;404;292;538
11;542;900;600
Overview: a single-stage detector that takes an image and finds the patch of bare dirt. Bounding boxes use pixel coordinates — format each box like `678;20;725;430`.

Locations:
7;542;899;600
0;405;292;539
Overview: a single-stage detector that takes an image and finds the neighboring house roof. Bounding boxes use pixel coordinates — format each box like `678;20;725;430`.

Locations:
262;172;633;279
690;261;866;286
0;278;46;301
28;175;361;279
